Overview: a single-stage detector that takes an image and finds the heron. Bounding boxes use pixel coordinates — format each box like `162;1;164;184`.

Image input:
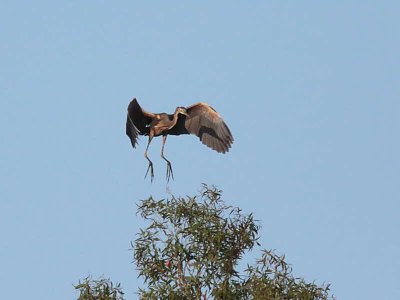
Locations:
126;98;233;182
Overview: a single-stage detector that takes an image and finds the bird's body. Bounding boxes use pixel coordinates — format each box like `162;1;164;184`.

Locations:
148;113;171;136
126;98;233;181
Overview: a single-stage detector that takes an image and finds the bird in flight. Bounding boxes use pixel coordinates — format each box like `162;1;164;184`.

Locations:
126;98;233;182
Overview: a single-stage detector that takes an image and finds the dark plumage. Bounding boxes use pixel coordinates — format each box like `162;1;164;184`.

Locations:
126;98;233;181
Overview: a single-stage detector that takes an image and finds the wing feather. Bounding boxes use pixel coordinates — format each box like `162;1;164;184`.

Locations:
184;102;233;153
126;98;154;148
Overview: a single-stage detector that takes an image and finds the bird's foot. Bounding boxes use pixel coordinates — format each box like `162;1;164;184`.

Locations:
145;161;154;182
166;161;174;182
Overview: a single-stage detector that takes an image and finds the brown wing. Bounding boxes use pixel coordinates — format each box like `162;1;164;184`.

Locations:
126;98;155;148
184;102;233;153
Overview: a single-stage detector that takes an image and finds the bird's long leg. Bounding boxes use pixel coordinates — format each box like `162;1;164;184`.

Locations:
144;136;154;182
161;135;174;182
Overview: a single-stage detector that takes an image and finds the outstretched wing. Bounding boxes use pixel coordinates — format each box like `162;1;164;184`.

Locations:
126;98;154;148
184;102;233;153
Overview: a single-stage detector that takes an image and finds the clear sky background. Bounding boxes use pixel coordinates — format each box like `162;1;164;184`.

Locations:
1;1;399;299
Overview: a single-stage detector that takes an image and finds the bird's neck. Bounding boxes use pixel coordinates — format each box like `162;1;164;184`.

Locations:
164;110;181;130
173;110;181;121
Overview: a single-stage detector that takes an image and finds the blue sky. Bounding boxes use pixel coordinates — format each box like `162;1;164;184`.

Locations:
1;1;399;299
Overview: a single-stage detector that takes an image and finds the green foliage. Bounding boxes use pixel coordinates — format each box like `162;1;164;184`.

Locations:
74;277;125;300
242;250;332;299
133;184;333;300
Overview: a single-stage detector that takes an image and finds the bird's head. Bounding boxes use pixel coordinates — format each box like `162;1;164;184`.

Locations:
176;106;189;117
